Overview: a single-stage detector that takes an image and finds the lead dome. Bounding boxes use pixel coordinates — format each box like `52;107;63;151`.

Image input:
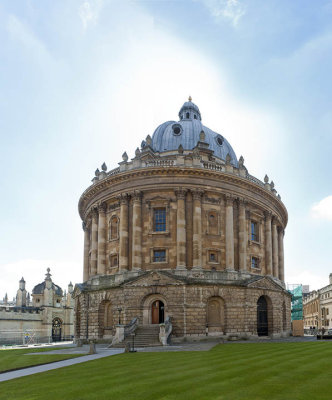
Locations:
151;98;238;167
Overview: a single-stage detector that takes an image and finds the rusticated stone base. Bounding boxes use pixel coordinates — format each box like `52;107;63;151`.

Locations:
73;270;291;342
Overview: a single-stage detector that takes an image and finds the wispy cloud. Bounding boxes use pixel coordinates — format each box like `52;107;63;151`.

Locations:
199;0;246;26
79;0;104;30
311;195;332;221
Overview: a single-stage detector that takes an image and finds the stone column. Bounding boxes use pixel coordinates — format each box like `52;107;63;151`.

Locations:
97;202;107;275
176;188;187;270
225;195;234;270
132;191;142;270
272;218;279;278
238;199;247;271
90;208;98;276
264;212;273;275
278;227;285;282
119;194;129;271
192;189;203;269
83;221;90;281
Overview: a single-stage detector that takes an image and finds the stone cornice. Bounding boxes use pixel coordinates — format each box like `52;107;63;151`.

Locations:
78;167;288;226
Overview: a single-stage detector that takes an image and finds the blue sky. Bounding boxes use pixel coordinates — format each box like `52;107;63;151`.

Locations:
1;0;331;298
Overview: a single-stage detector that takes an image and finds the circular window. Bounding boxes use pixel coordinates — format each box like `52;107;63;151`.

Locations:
215;135;224;146
172;124;182;136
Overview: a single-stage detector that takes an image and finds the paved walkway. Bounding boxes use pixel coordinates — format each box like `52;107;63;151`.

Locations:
0;347;123;383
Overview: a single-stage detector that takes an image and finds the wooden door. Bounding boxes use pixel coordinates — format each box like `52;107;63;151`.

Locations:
152;301;160;324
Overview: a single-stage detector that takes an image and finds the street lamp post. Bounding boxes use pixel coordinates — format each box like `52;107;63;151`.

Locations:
117;306;122;325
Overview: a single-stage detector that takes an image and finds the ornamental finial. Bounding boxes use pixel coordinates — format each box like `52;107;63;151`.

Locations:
188;95;192;102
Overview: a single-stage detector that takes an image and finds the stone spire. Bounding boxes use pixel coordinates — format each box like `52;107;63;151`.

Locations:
16;277;27;307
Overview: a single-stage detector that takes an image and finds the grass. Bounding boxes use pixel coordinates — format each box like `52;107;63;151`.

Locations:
0;346;82;373
1;342;332;400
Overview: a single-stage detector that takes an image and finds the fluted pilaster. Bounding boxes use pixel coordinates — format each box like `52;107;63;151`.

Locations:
192;189;203;269
225;195;234;270
272;218;279;278
278;227;285;281
264;212;273;275
238;199;247;271
176;188;187;269
119;194;129;271
97;202;107;275
83;221;90;281
132;191;142;270
90;208;98;276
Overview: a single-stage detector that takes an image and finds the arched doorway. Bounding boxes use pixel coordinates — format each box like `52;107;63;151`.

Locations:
257;296;268;336
207;297;225;333
151;300;165;324
52;317;62;342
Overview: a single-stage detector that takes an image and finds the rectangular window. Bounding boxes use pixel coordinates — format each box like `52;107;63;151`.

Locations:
153;250;166;262
251;256;259;269
110;254;118;267
154;208;166;232
210;252;216;262
251;221;259;242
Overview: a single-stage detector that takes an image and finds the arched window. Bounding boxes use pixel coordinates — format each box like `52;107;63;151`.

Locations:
186;112;190;119
109;216;119;240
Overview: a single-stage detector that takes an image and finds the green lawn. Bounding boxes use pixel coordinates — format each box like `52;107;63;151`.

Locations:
0;346;82;373
1;342;332;400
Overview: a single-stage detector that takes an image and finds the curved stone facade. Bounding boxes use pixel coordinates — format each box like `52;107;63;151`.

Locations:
74;99;291;342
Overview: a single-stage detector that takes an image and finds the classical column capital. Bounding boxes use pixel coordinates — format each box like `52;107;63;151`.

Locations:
277;226;285;236
237;197;247;208
91;206;98;219
192;189;204;200
225;194;235;206
264;211;272;221
118;193;130;205
98;202;107;213
272;217;278;226
175;188;187;199
131;190;143;202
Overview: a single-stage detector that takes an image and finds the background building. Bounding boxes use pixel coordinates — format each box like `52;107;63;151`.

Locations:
303;274;332;331
74;99;291;344
0;269;74;345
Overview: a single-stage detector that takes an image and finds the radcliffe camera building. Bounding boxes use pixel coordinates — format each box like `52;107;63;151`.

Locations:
74;98;291;344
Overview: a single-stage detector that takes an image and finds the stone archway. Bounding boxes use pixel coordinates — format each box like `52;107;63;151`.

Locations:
257;295;273;336
98;300;113;338
142;294;168;325
207;296;225;334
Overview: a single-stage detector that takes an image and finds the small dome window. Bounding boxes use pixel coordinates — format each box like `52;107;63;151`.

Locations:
194;114;197;119
186;112;190;119
215;135;224;146
172;124;182;136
